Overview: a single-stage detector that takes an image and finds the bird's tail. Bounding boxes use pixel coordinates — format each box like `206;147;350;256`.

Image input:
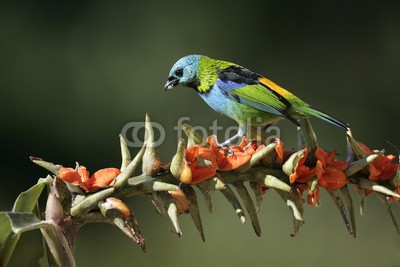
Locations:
300;106;349;130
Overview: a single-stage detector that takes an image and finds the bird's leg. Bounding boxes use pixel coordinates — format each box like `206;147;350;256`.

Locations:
214;125;246;148
242;139;253;151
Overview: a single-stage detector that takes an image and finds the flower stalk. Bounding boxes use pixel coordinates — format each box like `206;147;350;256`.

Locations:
3;114;399;266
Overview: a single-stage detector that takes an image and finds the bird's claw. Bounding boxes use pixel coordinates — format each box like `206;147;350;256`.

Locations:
210;135;235;155
225;146;234;156
212;135;230;148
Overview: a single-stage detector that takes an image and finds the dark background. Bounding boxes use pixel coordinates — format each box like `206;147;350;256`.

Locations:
1;1;399;266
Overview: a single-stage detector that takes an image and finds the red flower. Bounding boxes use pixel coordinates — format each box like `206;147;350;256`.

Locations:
296;183;320;206
59;166;120;192
169;190;190;214
189;160;217;184
358;142;400;181
183;136;269;184
307;187;320;206
315;147;349;190
185;146;217;184
207;136;252;171
275;139;285;161
289;148;316;184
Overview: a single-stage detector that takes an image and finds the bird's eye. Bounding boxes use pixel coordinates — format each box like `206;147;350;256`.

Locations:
174;68;183;77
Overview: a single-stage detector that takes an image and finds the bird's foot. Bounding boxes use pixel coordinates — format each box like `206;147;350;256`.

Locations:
242;141;253;151
225;146;234;156
210;135;226;147
210;135;234;155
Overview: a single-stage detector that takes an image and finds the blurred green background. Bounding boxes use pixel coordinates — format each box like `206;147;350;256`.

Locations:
1;0;399;266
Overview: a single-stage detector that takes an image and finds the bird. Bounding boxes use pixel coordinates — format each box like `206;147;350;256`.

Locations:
164;55;348;147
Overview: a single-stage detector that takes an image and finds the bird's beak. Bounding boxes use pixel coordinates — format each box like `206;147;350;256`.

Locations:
164;77;179;91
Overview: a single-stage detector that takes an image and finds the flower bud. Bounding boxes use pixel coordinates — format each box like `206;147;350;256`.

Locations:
171;139;192;183
99;197;146;251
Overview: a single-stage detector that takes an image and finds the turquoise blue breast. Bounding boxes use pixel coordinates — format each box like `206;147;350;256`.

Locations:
198;85;233;115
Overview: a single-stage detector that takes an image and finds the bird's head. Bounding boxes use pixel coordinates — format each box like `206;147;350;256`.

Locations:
164;55;202;91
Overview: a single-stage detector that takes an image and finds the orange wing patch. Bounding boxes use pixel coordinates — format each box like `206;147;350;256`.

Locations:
258;77;292;98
